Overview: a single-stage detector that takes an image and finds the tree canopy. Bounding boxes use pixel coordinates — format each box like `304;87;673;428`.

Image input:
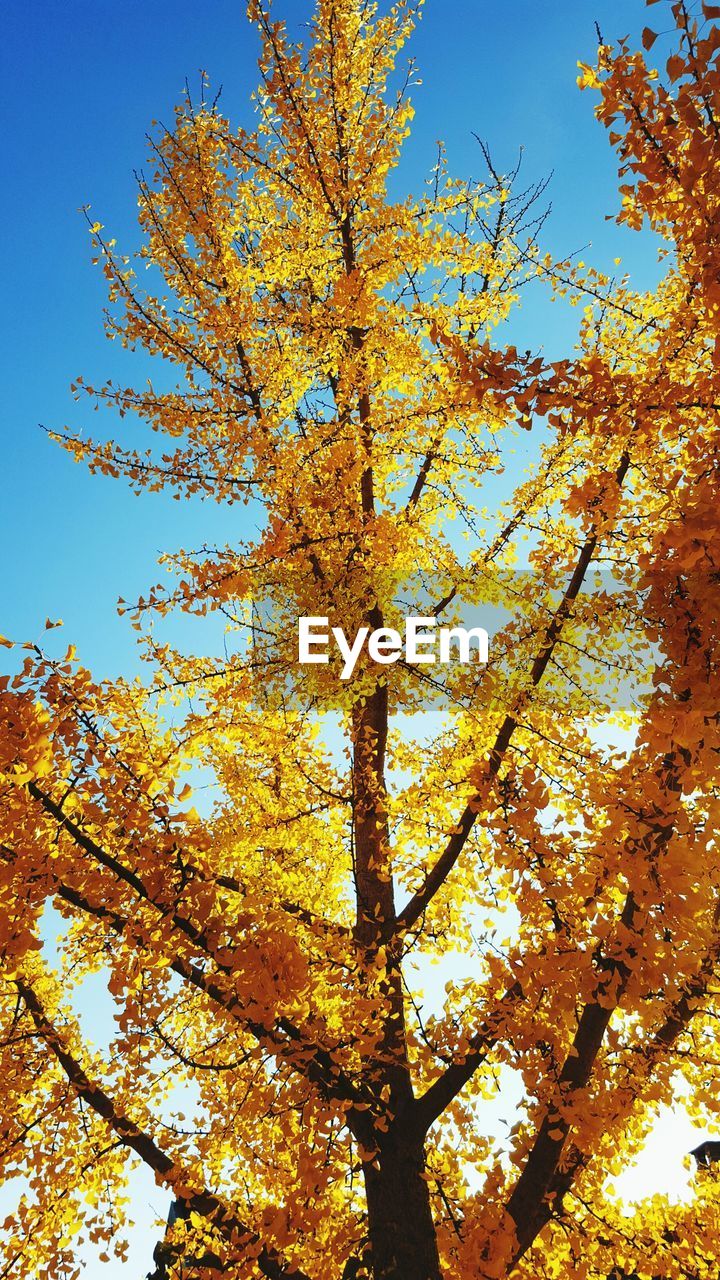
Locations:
3;1;720;1277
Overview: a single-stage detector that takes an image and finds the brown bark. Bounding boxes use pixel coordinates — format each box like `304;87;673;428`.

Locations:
363;1133;442;1280
352;687;443;1277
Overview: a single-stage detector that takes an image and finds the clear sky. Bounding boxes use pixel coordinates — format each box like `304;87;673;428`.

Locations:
1;1;704;1274
1;0;661;676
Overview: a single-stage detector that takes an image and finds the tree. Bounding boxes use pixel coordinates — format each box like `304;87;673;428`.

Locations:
3;0;720;1276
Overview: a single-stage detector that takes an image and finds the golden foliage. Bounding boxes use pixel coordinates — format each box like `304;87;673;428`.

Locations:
3;1;720;1276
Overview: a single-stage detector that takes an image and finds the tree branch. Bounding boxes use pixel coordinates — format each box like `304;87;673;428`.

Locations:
16;976;313;1280
503;749;684;1267
0;843;377;1149
393;450;630;937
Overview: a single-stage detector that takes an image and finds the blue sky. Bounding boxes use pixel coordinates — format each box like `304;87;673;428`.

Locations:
0;0;661;678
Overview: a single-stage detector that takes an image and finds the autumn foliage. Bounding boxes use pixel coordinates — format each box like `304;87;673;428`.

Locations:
4;1;720;1277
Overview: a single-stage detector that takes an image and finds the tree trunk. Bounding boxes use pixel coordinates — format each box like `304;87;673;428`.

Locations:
363;1134;442;1280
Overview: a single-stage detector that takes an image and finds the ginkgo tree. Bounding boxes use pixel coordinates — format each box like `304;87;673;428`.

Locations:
3;1;720;1277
